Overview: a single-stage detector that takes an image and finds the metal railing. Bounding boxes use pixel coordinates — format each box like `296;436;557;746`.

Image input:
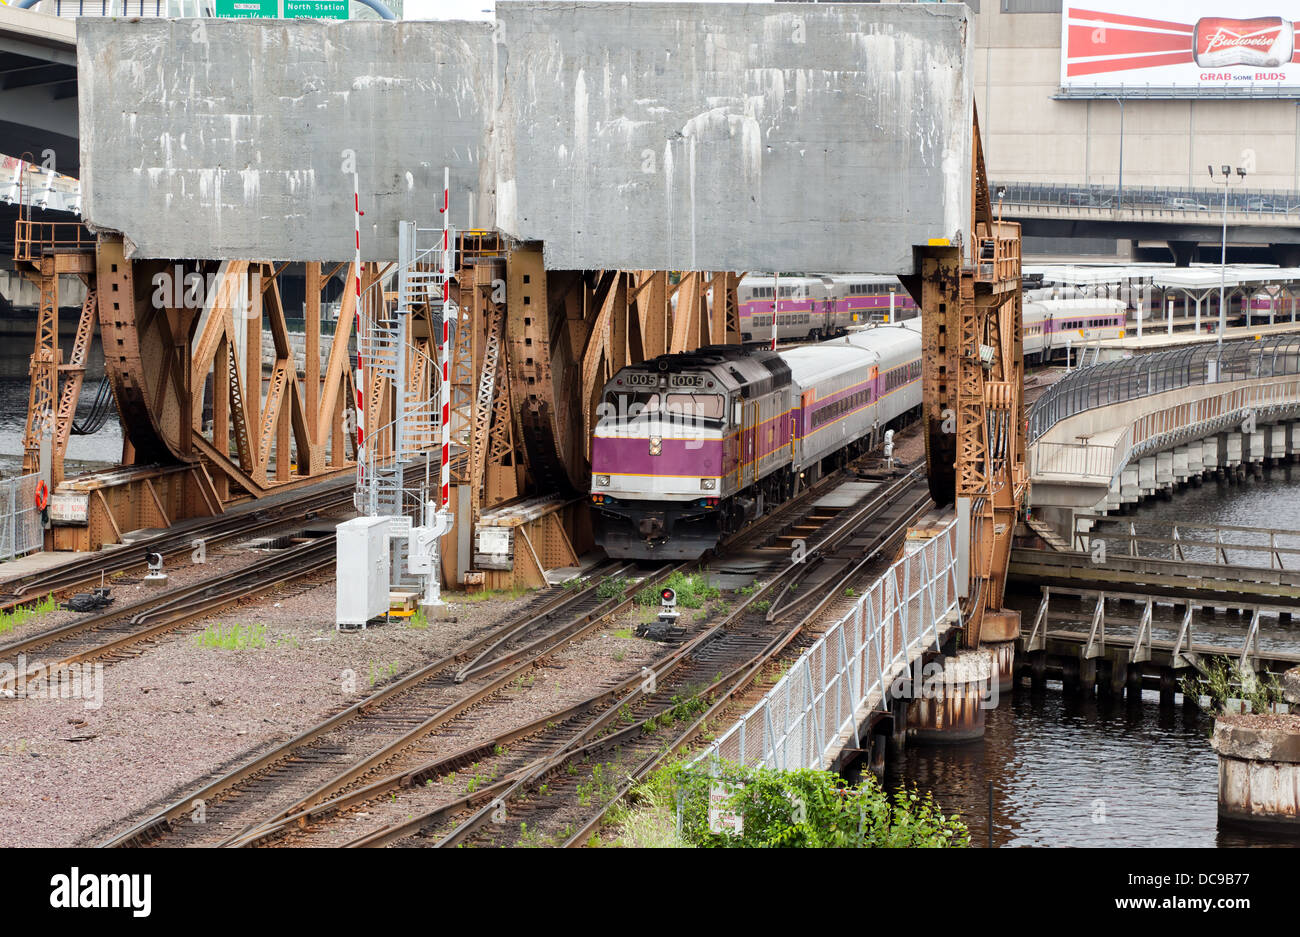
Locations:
1079;520;1300;571
33;0;175;15
689;520;961;773
13;219;95;262
1030;437;1126;479
1028;335;1300;443
0;474;44;563
993;180;1300;217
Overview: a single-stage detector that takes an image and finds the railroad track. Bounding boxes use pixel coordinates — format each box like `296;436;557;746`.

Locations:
0;478;355;609
97;561;680;848
0;536;337;693
330;469;932;848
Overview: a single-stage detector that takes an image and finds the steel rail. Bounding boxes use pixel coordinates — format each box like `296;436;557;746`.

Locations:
1;537;337;692
558;489;932;846
217;564;681;848
422;471;929;849
97;564;622;846
1;479;354;603
101;561;676;848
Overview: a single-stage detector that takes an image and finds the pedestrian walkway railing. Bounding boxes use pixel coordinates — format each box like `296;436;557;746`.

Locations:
1028;335;1300;443
0;474;44;563
689;520;961;773
1078;520;1300;571
1030;374;1300;487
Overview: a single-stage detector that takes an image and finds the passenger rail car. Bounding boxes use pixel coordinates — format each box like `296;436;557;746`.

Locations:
1023;298;1127;364
1243;290;1295;325
734;275;919;344
590;325;923;559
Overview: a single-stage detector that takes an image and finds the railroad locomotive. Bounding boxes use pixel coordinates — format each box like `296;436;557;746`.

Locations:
590;325;923;559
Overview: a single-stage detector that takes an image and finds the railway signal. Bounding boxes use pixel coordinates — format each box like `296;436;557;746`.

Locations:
637;584;684;640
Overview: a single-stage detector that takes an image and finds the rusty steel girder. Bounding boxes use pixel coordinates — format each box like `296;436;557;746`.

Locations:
95;237;182;465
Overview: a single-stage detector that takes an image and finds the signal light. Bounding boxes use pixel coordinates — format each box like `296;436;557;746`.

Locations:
660;587;677;608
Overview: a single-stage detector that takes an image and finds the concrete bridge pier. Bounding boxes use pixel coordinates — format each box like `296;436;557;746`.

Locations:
981;610;1020;694
1224;432;1243;474
1287;422;1300;463
907;650;995;744
1202;438;1220;479
1267;423;1287;466
1105;475;1122;511
1155;451;1174;498
1173;446;1190;487
1212;713;1300;833
1246;430;1266;478
1138;457;1157;499
1168;240;1198;268
1120;466;1140;507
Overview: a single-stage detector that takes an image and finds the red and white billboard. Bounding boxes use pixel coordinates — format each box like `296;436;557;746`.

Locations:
1062;3;1300;92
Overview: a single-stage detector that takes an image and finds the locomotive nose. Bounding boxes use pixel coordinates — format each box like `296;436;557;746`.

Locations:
638;514;665;539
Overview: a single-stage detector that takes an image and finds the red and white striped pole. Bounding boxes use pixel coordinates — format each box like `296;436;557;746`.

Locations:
353;171;366;460
438;166;452;514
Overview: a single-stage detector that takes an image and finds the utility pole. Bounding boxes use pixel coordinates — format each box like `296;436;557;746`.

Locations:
1210;164;1247;347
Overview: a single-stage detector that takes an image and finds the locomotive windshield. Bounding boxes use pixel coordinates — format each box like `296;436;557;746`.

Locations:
602;390;725;423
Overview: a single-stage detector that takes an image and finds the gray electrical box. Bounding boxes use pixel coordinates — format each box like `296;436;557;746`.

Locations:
336;516;392;629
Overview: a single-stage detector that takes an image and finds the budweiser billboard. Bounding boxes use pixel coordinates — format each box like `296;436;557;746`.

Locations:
1062;2;1300;93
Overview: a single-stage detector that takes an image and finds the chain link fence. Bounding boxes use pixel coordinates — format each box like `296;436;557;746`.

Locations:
0;474;44;563
689;520;960;774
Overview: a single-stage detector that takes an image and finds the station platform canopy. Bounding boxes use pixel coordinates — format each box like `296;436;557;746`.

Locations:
1026;263;1300;293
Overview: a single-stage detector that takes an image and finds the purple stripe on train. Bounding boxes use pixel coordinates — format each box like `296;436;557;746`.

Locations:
592;437;730;478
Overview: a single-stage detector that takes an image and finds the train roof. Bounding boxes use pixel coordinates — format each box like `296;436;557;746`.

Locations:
777;325;920;388
1024;297;1127;312
778;341;877;388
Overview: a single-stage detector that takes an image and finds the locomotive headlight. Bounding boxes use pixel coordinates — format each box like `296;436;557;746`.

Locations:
649;436;662;456
594;474;610;487
700;478;716;490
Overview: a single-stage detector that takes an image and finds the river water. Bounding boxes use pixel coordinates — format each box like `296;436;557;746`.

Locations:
0;379;122;478
894;466;1300;848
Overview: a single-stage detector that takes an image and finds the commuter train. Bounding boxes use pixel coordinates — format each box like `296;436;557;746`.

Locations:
1243;290;1295;326
733;275;919;344
1022;298;1127;364
589;324;922;559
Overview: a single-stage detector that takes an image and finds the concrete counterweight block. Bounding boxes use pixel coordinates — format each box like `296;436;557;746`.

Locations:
907;649;995;744
1211;714;1300;833
1173;446;1190;484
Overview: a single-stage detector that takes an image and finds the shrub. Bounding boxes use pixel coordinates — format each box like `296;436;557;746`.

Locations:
624;759;969;849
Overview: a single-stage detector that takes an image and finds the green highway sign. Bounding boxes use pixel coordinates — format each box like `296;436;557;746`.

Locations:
214;0;349;17
283;0;349;18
